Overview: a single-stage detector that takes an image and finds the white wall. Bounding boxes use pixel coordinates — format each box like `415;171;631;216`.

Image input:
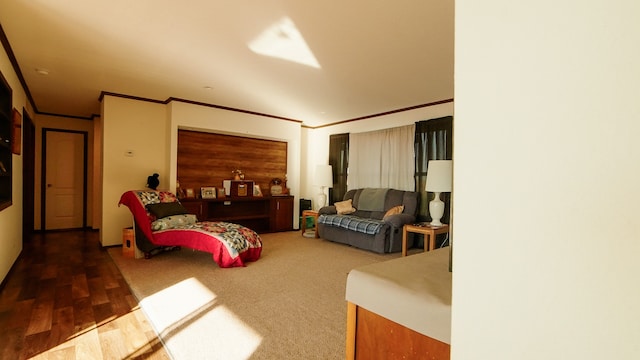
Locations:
101;95;168;246
452;1;640;359
302;102;453;203
101;97;304;246
0;45;27;283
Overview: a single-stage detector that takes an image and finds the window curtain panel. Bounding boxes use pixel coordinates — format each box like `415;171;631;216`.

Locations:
348;124;415;191
328;133;349;205
414;116;453;222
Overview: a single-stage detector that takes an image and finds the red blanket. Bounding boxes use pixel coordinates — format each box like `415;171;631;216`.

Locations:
119;190;262;267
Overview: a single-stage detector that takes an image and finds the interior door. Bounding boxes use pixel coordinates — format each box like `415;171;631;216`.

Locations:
44;130;86;230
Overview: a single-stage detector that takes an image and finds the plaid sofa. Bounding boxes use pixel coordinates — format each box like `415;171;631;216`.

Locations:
317;188;419;253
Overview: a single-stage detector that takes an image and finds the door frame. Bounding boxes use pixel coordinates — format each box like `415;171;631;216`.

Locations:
40;128;88;230
22;109;35;240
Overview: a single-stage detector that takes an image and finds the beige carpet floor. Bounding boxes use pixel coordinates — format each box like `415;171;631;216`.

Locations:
108;230;402;360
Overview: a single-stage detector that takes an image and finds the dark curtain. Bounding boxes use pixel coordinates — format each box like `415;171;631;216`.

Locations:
414;116;453;223
328;133;349;205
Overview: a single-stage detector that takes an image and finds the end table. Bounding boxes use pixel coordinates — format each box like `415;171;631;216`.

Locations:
301;210;319;238
402;223;449;256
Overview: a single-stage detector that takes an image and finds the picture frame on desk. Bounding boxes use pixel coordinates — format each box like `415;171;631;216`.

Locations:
201;186;216;199
217;188;226;198
185;188;195;198
253;185;263;197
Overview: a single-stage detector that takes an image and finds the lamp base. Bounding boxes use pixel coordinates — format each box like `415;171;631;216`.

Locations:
429;192;445;226
315;193;327;211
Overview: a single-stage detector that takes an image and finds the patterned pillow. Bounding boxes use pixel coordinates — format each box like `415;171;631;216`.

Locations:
151;214;198;231
383;205;404;220
335;199;356;215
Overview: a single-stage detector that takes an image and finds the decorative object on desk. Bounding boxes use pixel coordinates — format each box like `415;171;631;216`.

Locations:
146;173;160;190
425;160;452;226
314;164;333;210
217;188;226;198
176;180;186;198
254;184;263;197
232;169;244;180
270;178;283;196
282;174;290;194
230;180;254;197
201;186;216;199
185;188;195;198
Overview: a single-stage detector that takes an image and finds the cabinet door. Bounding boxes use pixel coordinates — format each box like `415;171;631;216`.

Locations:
181;199;203;220
271;197;293;232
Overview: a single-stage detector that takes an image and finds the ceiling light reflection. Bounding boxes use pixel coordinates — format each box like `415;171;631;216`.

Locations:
249;17;320;69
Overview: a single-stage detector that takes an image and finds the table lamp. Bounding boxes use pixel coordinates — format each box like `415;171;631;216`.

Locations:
314;165;333;210
425;160;452;226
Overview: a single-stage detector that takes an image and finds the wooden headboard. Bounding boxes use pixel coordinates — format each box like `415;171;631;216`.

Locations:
176;129;288;194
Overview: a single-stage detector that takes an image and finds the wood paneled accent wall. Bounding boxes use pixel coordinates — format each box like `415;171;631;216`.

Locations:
177;130;288;194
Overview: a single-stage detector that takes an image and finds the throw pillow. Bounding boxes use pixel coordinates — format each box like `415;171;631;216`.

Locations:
335;199;356;215
383;205;404;220
151;214;198;231
146;202;189;218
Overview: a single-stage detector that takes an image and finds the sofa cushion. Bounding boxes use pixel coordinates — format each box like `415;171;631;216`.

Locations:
318;214;385;235
357;188;389;211
383;205;404;219
335;199;356;215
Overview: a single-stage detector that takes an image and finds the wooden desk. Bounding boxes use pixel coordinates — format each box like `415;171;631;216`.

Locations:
346;249;452;359
301;210;319;238
402;223;449;256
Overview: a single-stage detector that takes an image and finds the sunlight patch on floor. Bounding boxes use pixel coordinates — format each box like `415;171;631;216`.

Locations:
141;277;262;359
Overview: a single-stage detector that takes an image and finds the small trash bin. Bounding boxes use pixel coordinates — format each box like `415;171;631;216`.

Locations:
122;227;135;258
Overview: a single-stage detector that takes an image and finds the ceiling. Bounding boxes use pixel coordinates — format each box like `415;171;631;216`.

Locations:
0;1;453;127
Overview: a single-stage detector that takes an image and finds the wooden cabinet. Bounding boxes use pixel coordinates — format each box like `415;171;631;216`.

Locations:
181;200;203;220
180;196;293;233
271;196;294;232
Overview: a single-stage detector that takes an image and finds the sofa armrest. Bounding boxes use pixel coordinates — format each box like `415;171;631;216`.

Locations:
318;205;337;215
383;213;416;229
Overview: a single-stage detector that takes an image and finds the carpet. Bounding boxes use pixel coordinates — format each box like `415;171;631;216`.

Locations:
108;231;400;359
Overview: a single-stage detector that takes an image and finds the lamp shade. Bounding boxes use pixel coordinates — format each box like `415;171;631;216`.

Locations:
314;165;333;188
425;160;452;192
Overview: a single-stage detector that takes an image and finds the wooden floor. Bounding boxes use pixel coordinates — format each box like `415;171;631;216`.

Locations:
0;230;171;359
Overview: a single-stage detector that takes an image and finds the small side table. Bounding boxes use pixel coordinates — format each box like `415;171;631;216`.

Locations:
402;223;449;256
301;210;319;238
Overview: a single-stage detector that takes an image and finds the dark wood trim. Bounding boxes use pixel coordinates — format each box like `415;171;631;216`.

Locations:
22;108;35;241
40;128;88;230
312;98;455;129
98;91;304;123
167;97;304;123
37;111;95;121
98;91;165;104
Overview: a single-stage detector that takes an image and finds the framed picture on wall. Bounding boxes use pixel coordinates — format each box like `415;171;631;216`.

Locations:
201;186;216;199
